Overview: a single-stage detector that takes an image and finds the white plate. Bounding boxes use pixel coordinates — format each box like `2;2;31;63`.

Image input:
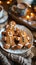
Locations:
0;28;5;40
0;25;33;54
0;10;8;23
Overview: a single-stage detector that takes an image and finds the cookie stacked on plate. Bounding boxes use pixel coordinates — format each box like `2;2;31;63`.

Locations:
2;21;31;50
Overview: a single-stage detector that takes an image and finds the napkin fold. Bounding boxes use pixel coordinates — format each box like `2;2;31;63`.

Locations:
0;47;32;65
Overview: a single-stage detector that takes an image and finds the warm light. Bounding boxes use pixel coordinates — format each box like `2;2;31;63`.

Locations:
7;1;10;4
10;0;12;1
0;1;2;4
29;5;31;8
31;13;34;17
26;15;30;19
26;15;30;20
27;4;31;8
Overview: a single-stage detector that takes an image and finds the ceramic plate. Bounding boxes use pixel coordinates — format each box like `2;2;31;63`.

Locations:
0;25;33;54
0;11;8;23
